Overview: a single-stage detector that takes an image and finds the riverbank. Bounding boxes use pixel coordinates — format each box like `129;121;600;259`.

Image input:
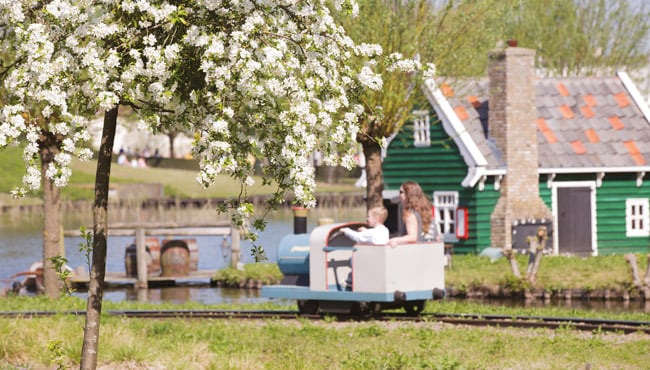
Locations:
209;253;650;305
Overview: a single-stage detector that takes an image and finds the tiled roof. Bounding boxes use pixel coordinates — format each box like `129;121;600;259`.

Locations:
436;74;650;171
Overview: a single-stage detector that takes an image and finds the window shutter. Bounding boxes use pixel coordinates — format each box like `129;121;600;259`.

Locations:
456;207;469;239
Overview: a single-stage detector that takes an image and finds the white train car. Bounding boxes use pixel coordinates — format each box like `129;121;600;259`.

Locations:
261;221;445;315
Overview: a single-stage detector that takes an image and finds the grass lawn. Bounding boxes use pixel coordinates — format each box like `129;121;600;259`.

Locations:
0;145;363;201
1;296;649;369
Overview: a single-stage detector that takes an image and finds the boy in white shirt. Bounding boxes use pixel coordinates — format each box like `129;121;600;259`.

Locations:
341;206;389;245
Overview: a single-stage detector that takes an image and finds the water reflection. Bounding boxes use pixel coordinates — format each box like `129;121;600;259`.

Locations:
66;286;650;313
72;286;277;306
448;297;650;314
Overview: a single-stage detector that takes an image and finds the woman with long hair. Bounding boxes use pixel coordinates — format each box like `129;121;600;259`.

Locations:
389;181;439;246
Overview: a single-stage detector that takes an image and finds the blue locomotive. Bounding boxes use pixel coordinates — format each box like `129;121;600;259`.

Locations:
261;208;446;315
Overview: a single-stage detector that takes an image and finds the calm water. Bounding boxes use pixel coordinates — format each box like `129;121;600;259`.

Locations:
0;206;365;305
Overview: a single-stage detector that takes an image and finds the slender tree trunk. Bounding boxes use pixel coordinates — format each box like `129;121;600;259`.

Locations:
81;106;118;369
40;133;62;298
167;132;176;159
362;139;383;211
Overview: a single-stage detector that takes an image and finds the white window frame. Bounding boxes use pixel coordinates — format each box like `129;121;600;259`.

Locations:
412;110;431;147
433;191;458;241
626;198;650;237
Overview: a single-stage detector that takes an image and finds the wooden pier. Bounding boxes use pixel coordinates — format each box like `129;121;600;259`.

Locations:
64;221;240;289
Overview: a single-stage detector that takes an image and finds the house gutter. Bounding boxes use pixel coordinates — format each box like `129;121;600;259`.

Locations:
422;78;489;188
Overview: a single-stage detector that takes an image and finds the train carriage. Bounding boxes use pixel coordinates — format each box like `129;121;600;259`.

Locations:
261;221;446;316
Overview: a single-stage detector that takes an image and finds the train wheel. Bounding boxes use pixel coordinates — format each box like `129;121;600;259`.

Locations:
297;300;319;315
404;300;426;315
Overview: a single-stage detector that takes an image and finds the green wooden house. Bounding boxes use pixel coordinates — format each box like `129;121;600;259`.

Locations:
383;46;650;256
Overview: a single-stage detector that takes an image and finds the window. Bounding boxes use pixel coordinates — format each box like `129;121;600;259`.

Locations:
412;110;430;147
433;191;458;241
626;198;649;237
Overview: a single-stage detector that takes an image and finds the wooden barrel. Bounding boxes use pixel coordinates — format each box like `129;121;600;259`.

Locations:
160;240;190;277
124;244;153;277
162;238;198;272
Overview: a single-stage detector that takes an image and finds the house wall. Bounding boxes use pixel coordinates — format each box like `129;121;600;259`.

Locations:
593;174;650;254
385;120;650;256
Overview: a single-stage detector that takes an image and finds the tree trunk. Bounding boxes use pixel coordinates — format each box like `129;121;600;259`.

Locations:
362;139;383;211
625;254;642;288
504;249;521;279
81;106;118;369
40;134;62;298
167;132;176;159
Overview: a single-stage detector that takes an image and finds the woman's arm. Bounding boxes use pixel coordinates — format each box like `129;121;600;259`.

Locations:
389;210;418;246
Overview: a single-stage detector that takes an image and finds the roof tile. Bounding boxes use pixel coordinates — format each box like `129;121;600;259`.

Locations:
583;94;597;107
580;105;595;118
441;83;454;97
585;128;600;143
608;116;625;130
559;105;575;119
454;106;469;121
624;141;645;165
571;140;586;155
614;92;631;108
437;74;649;171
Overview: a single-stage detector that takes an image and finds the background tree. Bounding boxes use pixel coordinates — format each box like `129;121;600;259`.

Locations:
0;4;98;298
503;0;650;77
333;0;506;208
4;0;417;367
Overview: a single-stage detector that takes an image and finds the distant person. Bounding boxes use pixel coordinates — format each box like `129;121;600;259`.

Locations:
117;150;128;166
137;155;148;168
341;206;389;245
151;149;162;167
389;181;441;246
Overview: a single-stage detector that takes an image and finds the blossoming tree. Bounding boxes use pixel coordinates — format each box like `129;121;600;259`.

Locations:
2;0;431;367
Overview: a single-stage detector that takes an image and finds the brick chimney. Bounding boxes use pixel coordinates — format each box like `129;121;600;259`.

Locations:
488;45;552;249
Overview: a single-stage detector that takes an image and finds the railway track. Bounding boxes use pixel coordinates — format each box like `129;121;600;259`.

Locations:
2;309;649;334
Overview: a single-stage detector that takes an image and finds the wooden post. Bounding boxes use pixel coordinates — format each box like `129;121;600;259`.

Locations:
644;254;650;286
231;224;240;268
625;254;642;288
504;248;521;279
135;227;148;288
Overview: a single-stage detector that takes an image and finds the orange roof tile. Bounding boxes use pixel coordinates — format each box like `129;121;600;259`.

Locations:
441;83;454;97
608;116;624;130
571;140;586;155
583;94;597;106
454;106;469;121
467;95;481;108
559;105;574;119
614;92;630;107
537;118;550;132
624;141;646;165
580;105;595;118
557;83;569;96
537;118;558;143
584;128;600;143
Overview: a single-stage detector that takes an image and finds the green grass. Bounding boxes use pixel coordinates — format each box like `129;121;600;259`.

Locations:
447;253;643;293
1;296;649;369
0;145;362;201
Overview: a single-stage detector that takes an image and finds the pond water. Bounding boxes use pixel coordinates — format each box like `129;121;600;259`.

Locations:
0;205;364;305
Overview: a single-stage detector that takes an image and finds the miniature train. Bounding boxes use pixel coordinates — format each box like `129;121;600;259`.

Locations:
261;215;446;316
